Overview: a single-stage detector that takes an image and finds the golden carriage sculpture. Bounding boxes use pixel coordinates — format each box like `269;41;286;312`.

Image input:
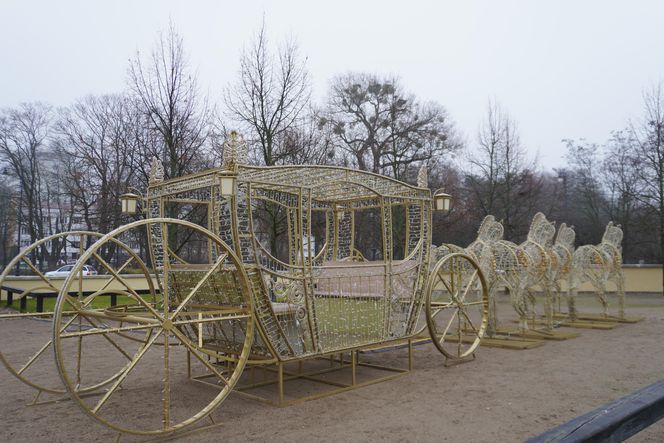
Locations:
0;134;489;437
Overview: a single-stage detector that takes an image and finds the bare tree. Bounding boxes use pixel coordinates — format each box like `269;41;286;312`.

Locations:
602;130;644;261
0;176;16;268
225;21;311;166
466;100;542;239
0;103;72;268
128;23;210;180
320;73;460;180
562;139;608;244
631;84;664;289
54;94;140;240
277;111;335;165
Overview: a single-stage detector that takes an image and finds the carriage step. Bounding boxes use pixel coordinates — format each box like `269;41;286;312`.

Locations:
553;313;643;324
494;327;580;340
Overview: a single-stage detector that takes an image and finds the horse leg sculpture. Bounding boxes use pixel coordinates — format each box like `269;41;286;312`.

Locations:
567;272;578;322
553;280;563;316
510;284;528;331
615;270;626;319
596;281;609;318
487;284;497;337
542;279;554;330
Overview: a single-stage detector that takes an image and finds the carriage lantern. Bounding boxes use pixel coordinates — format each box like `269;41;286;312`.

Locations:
433;189;452;211
119;193;140;214
219;173;236;196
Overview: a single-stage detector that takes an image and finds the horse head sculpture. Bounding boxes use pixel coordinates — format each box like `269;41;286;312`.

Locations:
477;215;504;243
526;212;556;247
601;222;623;248
555;223;576;250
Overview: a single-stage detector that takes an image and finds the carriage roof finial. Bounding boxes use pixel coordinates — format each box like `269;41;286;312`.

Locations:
222;130;248;171
149;157;164;184
417;164;428;188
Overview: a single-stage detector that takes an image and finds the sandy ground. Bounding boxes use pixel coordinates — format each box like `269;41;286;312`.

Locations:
1;293;664;443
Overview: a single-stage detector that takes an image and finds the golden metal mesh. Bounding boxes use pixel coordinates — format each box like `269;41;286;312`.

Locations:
568;222;625;319
145;162;432;362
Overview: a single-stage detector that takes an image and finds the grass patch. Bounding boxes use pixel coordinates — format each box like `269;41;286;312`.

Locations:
8;295;144;314
313;296;385;344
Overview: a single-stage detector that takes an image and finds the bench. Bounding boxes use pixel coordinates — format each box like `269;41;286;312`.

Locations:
1;285;152;313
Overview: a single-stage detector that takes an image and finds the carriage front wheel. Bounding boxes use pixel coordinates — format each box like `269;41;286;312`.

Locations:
426;252;489;360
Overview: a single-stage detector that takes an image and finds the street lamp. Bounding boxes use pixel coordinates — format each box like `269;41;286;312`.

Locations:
433;189;453;211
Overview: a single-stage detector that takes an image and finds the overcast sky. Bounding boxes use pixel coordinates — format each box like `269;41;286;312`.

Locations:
2;0;663;170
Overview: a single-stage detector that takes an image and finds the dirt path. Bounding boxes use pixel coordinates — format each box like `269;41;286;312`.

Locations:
1;294;663;442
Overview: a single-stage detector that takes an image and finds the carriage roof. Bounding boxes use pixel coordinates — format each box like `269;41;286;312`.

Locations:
149;164;431;204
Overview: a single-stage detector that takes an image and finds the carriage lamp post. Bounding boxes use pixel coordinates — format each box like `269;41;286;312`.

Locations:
433;189;452;211
120;193;141;215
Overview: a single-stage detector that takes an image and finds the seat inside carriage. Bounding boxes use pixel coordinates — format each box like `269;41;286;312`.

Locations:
149;164;432;359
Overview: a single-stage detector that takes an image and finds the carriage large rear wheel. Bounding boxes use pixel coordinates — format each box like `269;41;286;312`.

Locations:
0;231;110;396
426;252;489;359
52;219;255;437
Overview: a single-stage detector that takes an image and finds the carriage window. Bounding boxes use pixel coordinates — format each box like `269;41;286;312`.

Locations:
164;202;210;264
391;205;407;260
164;202;209;229
310;210;328;257
353;208;383;261
251;199;290;262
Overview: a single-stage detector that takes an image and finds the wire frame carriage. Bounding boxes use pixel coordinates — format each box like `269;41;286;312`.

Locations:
1;134;489;437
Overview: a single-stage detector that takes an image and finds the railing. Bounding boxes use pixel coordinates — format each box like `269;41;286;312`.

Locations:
527;379;664;442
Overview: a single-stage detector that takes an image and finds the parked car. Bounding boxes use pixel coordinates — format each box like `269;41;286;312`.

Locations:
45;264;98;277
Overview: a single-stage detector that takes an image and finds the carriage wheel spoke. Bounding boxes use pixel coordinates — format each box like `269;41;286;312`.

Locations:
85;256;136;302
459;270;478;302
171;328;230;387
437;272;455;297
437;273;462;305
56;299;113;335
439;309;458;343
92;252;163;321
457;310;463;354
17;340;52;375
171;312;250;326
170;253;228;319
163;331;170;428
60;322;160;339
459;308;479;335
20;256;59;292
82;316;134;361
92;330;163;414
430;302;454;316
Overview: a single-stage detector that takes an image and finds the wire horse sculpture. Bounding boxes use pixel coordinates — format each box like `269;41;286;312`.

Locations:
488;213;557;332
522;213;558;330
434;215;504;336
0;132;489;438
567;222;625;320
549;223;576;315
435;213;560;334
